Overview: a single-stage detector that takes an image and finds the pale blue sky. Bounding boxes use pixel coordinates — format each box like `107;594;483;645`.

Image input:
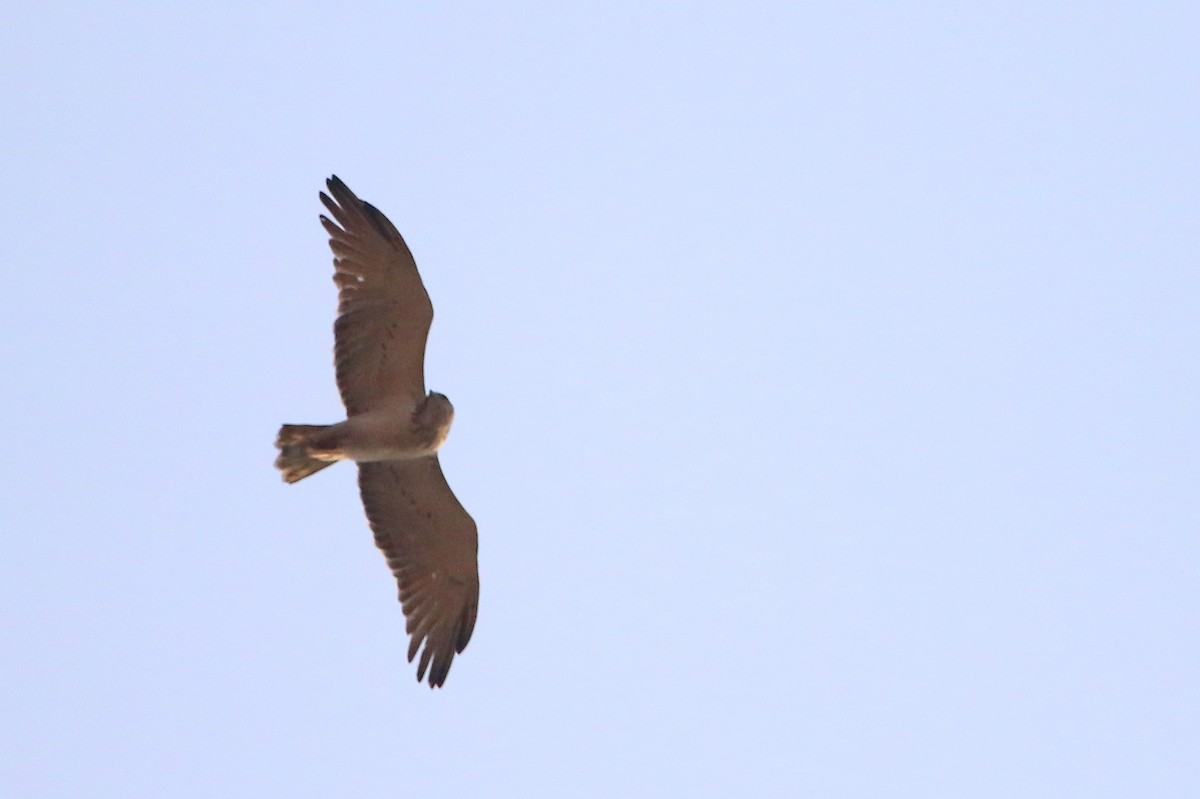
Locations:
2;2;1197;796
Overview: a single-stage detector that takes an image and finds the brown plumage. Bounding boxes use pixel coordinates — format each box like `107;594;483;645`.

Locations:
275;176;479;688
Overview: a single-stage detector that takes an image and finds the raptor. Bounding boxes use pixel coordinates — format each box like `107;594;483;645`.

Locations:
275;176;478;688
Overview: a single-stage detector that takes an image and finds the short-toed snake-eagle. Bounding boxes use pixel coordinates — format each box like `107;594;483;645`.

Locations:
275;176;478;688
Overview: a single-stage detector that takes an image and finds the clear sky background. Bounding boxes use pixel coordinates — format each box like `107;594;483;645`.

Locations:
2;2;1197;796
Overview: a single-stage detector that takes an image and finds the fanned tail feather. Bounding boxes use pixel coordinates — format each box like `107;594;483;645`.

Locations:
275;424;339;483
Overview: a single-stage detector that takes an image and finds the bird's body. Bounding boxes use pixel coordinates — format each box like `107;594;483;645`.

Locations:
275;177;478;688
277;393;454;475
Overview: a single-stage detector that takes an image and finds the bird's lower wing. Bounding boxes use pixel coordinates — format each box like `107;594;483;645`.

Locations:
357;457;479;687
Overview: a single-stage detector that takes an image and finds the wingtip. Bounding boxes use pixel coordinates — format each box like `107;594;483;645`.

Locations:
322;175;361;215
426;662;450;689
326;174;350;196
410;640;454;688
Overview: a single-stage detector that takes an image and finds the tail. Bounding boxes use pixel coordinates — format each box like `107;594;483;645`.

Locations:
275;424;340;484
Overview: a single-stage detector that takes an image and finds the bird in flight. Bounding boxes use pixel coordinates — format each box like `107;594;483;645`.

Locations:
275;176;478;688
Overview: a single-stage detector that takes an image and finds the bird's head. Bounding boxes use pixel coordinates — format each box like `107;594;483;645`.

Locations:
416;391;455;431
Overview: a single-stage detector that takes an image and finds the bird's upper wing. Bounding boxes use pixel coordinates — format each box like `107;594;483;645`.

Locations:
357;457;480;688
320;176;432;415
